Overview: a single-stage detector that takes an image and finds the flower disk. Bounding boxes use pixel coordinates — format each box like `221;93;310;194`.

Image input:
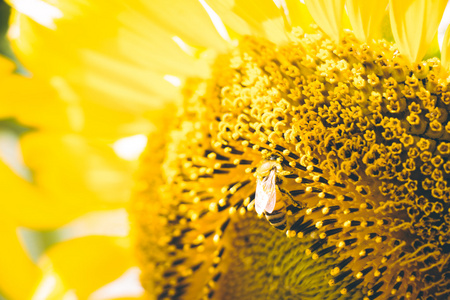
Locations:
134;29;450;300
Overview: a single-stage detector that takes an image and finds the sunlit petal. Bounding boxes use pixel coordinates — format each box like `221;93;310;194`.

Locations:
204;0;288;44
35;236;133;299
442;24;450;70
32;272;63;300
18;208;131;268
0;160;100;229
163;74;182;87
0;131;30;180
0;56;71;131
64;209;130;239
0;55;154;138
115;14;211;75
304;0;345;41
136;0;229;49
389;0;447;63
79;50;180;110
10;0;62;29
88;268;144;300
20;132;135;209
346;0;388;42
438;3;450;50
284;0;315;33
113;134;148;161
0;217;40;300
8;1;218;120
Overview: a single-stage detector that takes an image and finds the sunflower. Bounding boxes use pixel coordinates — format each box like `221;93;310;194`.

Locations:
0;2;142;299
4;0;450;299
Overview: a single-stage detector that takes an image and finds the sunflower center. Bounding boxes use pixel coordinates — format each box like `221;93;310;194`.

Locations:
133;29;450;300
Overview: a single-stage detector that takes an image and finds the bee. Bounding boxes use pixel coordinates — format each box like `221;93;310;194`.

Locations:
254;155;293;231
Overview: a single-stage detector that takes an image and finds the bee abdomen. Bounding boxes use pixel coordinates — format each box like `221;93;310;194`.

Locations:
264;209;287;231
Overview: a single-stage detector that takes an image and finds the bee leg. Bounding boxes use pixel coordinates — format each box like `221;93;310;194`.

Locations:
279;187;306;209
278;170;292;176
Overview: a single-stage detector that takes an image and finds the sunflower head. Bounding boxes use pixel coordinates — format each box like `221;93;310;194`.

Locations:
132;1;450;299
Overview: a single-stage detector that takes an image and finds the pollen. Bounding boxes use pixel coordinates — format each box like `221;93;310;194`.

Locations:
133;29;450;299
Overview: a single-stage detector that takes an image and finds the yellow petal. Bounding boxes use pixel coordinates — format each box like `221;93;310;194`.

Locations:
70;95;156;139
9;0;220;76
284;0;316;33
31;271;68;300
20;132;135;209
0;217;40;300
0;56;154;138
379;10;395;42
423;32;440;60
389;0;447;63
0;54;15;73
135;0;229;50
304;0;345;41
0;160;99;228
62;209;130;240
88;267;144;300
204;0;288;44
0;56;70;130
441;23;450;70
8;0;221;118
35;236;133;299
50;76;156;138
115;13;211;73
74;50;181;110
9;10;179;108
92;298;144;300
20;209;131;271
346;0;388;42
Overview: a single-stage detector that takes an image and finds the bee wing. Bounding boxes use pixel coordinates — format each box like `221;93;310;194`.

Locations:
255;179;269;214
263;169;277;213
255;169;277;214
